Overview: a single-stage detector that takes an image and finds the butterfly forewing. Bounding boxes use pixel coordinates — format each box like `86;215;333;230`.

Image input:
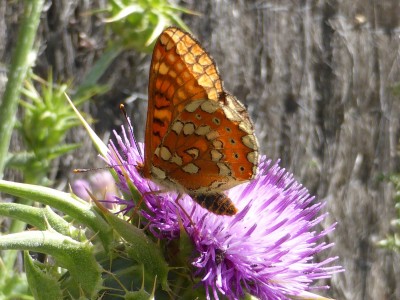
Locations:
143;27;259;215
145;28;224;178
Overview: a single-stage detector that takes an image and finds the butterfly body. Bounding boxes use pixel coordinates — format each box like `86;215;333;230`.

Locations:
141;27;259;215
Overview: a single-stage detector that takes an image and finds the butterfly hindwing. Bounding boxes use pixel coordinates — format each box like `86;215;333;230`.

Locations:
152;98;258;194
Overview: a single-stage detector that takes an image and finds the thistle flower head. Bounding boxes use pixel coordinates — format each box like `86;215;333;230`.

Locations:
104;124;343;299
72;170;118;209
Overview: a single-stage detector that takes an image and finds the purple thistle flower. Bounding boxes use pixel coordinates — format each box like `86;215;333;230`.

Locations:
105;126;184;239
71;179;91;200
105;124;343;299
72;171;118;209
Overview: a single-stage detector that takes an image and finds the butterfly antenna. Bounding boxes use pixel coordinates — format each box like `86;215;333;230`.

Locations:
119;104;144;162
73;166;112;173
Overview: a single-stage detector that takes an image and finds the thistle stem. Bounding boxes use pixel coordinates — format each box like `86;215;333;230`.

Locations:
0;0;45;278
0;0;44;178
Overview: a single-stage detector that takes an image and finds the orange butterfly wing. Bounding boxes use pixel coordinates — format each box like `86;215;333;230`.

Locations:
143;27;223;177
142;27;259;215
155;97;258;191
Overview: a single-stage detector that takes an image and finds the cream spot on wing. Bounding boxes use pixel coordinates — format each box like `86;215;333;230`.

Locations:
154;146;160;157
195;125;211;135
185;101;202;112
183;122;195;135
160;146;172;161
151;166;166;179
226;94;246;110
247;151;257;164
182;163;199;174
171;121;184;134
186;148;199;159
191;44;203;56
217;163;232;176
211;150;223;161
222;106;241;122
207;88;218;101
242;135;258;150
201;100;218;113
170;153;183;166
206;66;218;76
192;63;203;74
212;140;223;149
198;74;214;88
206;130;219;141
252;165;258;176
209;179;230;191
198;53;212;66
239;121;253;134
176;43;188;55
184;52;195;64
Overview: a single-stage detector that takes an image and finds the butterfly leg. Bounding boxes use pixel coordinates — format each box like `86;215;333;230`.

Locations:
172;193;198;228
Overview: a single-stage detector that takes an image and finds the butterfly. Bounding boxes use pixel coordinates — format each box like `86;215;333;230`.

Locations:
139;27;259;215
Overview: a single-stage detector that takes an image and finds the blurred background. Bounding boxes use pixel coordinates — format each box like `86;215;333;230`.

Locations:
1;1;399;299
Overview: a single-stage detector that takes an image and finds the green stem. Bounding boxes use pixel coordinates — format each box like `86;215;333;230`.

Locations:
0;203;80;237
0;0;44;178
0;231;103;297
0;180;113;248
0;0;45;278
